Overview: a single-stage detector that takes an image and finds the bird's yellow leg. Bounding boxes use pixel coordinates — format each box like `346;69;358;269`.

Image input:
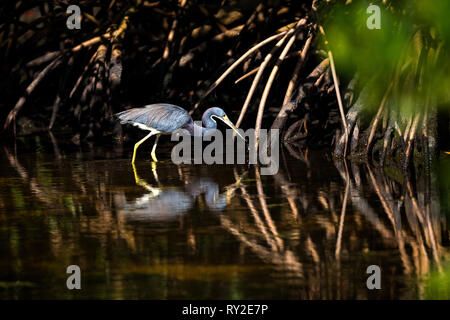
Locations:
151;161;160;184
132;162;141;184
132;162;160;196
132;162;149;189
132;131;155;164
151;134;160;162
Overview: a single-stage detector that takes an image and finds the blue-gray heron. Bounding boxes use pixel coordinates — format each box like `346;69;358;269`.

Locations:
116;104;245;163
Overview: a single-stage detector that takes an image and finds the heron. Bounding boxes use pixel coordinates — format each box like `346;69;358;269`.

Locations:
126;163;246;221
116;103;245;163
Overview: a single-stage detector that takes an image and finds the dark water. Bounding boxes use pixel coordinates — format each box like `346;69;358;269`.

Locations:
0;133;449;299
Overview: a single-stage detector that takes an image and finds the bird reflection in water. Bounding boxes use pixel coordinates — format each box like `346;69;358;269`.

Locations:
125;163;244;221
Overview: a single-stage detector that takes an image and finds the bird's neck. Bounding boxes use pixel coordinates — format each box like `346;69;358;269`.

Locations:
185;122;216;136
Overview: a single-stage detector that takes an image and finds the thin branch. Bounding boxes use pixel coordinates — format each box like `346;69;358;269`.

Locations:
255;22;303;150
26;33;112;68
282;33;313;106
191;30;288;113
236;23;303;128
318;25;349;156
234;66;259;84
366;82;393;154
335;160;349;259
4;58;62;130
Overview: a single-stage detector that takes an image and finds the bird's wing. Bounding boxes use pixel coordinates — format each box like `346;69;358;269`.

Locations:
116;104;192;133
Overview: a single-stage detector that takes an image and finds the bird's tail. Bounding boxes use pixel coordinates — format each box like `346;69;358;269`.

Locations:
114;108;135;124
114;109;130;117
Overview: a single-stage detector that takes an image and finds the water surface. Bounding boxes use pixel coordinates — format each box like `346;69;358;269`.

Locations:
0;134;449;299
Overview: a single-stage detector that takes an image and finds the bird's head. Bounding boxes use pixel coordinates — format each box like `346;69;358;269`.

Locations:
203;107;245;141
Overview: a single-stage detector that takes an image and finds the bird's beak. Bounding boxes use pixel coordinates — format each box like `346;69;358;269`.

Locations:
220;115;245;141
